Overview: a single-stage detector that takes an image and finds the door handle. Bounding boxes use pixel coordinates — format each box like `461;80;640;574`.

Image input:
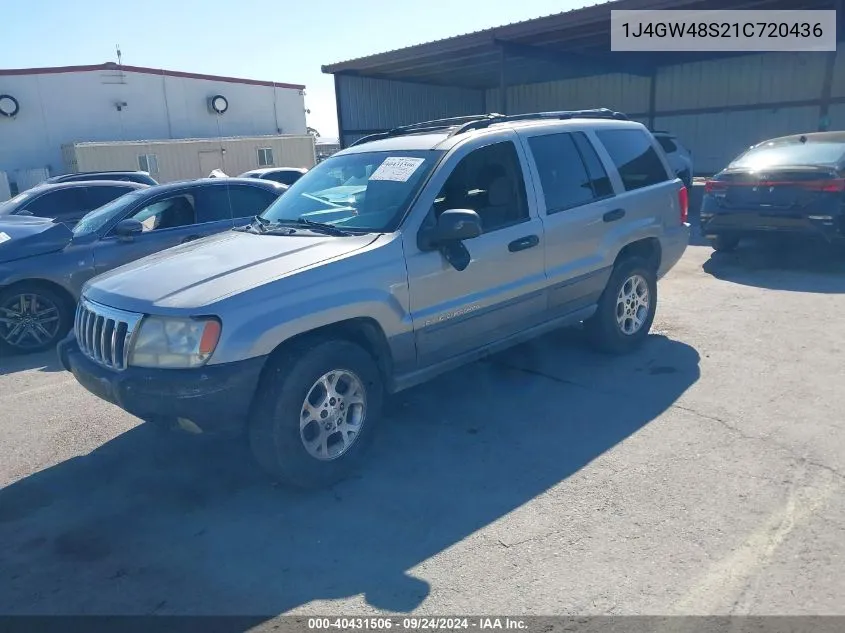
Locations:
603;208;626;223
508;234;540;252
181;235;201;244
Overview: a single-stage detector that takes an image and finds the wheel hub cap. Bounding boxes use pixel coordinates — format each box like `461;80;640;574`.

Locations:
0;293;61;349
300;369;367;461
615;274;650;336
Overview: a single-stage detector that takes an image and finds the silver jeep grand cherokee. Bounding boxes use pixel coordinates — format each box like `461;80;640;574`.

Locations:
59;109;690;488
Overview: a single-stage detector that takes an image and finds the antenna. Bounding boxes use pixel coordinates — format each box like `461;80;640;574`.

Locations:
116;44;123;66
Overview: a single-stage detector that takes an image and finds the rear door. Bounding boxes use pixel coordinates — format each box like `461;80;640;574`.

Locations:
92;188;230;274
518;128;621;317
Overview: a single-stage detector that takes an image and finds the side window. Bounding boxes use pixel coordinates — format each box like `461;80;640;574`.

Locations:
85;186;133;210
126;194;196;233
595;129;670;192
528;133;596;213
277;172;302;186
656;136;678;153
22;188;87;218
216;185;278;220
434;141;528;233
572;133;614;198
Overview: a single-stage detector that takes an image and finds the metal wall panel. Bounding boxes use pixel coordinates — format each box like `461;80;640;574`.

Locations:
71;136;315;183
485;73;651;116
655;106;820;174
336;74;483;138
656;52;828;111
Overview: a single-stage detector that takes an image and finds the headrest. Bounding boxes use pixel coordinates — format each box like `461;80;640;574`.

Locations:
487;177;513;206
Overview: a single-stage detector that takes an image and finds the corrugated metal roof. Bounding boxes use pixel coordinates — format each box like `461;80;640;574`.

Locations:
322;0;838;88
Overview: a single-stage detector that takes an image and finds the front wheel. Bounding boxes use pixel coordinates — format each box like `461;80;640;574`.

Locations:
586;257;657;355
248;339;384;489
0;285;73;354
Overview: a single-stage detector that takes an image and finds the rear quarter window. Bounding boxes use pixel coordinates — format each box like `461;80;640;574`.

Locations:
595;129;671;191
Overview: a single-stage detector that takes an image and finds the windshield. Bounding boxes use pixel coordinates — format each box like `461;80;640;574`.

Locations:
71;190;146;237
0;191;31;215
259;150;442;232
730;141;845;170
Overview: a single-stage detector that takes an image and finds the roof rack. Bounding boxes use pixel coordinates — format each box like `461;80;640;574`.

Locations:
348;108;629;147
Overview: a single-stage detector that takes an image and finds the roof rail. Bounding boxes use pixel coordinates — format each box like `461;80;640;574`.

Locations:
348;108;629;148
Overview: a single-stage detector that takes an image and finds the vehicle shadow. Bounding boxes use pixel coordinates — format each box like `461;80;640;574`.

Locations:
0;348;63;375
702;235;845;293
0;331;700;621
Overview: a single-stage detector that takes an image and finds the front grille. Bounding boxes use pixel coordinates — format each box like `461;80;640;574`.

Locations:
75;298;144;371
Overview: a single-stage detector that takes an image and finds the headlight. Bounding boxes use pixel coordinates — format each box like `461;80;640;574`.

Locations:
129;316;221;369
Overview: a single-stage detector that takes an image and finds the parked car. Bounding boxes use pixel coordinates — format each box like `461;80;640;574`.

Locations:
652;131;693;189
59;109;689;488
0;177;286;353
43;171;159;186
0;181;149;227
701;131;845;252
239;167;308;186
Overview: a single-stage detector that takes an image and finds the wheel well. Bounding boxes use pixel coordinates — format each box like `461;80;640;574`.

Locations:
615;238;661;272
261;318;394;384
0;279;76;314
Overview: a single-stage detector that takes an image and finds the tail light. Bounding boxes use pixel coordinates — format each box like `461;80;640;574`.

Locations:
704;179;727;193
678;185;689;224
799;179;845;192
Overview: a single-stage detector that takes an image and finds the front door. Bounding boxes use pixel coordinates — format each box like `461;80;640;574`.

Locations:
404;136;547;368
92;188;232;274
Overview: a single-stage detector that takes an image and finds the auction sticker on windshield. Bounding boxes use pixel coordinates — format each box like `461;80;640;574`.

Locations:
369;157;426;182
0;232;10;245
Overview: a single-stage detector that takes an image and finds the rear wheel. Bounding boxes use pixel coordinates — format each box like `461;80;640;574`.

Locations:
0;285;73;354
248;338;383;489
586;257;657;355
709;235;740;252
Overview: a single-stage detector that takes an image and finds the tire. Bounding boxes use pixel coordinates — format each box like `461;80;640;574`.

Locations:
0;284;73;354
248;338;384;489
709;235;740;252
585;256;657;355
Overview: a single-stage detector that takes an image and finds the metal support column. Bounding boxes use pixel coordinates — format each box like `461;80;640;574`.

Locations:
648;69;657;130
499;45;508;115
818;0;842;131
334;74;347;149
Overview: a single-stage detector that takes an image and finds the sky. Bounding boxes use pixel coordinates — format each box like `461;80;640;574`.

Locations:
2;0;591;141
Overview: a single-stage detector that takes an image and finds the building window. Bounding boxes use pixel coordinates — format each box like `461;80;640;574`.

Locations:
257;148;274;167
138;154;159;174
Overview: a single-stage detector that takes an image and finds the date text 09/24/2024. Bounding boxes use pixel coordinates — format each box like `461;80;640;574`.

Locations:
307;618;528;630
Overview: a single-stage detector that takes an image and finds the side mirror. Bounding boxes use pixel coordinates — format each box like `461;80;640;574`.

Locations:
418;209;482;272
436;209;482;242
419;208;482;251
114;218;143;240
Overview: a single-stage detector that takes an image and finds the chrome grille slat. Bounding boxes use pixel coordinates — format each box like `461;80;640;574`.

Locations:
74;298;143;371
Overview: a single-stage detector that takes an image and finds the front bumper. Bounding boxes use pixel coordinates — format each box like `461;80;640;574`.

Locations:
58;333;266;435
700;209;843;240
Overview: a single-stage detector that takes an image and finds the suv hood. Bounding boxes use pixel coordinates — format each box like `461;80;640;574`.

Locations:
85;229;381;312
0;216;72;263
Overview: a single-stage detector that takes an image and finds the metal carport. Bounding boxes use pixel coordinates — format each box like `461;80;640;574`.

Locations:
323;0;844;173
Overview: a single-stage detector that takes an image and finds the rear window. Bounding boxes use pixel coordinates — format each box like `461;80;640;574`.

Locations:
730;142;845;169
595;129;671;191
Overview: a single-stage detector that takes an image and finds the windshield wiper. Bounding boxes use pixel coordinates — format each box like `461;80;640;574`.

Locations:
293;218;353;236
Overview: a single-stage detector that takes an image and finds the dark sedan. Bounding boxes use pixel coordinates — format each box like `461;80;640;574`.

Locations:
0;180;149;227
701;132;845;251
44;171;159;186
0;177;287;354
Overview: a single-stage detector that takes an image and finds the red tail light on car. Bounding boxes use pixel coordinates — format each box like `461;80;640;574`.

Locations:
678;185;689;224
800;179;845;192
704;180;726;193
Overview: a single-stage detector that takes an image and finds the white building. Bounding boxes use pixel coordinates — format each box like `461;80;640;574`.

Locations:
0;63;308;188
